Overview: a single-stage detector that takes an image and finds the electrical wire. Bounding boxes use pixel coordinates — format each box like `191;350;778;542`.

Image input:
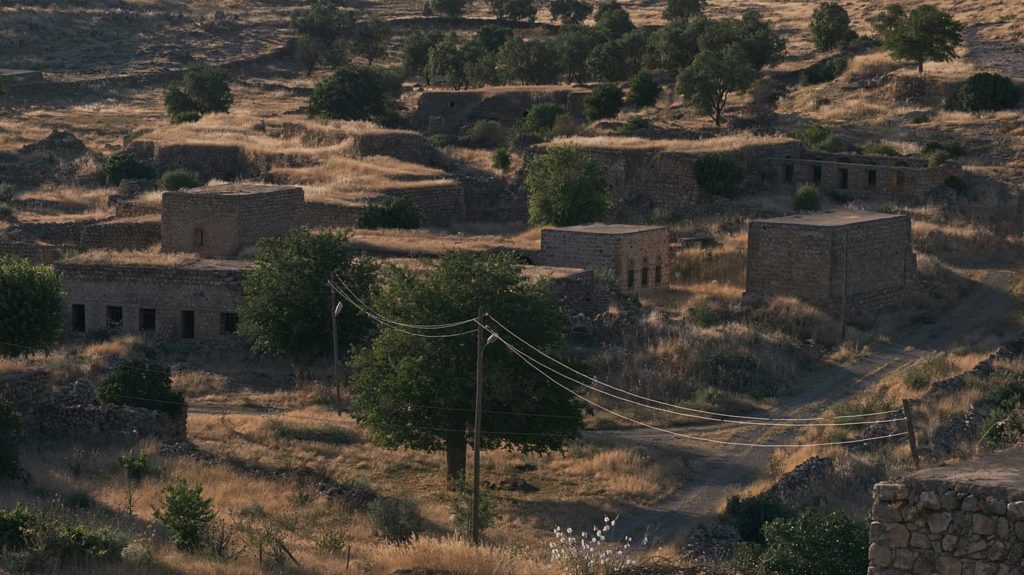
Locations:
330;274;476;330
328;279;477;339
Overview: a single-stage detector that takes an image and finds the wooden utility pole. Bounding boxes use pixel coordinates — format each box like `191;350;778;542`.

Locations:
841;230;850;342
903;399;920;469
472;307;486;546
331;287;341;415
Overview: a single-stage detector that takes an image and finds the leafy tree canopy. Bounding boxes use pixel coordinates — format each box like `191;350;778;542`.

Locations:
349;251;583;485
427;34;470;90
873;4;963;73
352;17;390;65
555;25;602;83
98;360;185;419
698;10;785;71
549;0;592;24
810;2;857;51
402;30;444;83
627;70;661;108
594;1;635;40
664;0;705;22
163;62;233;122
489;0;537;22
0;257;62;357
676;43;757;126
647;18;705;72
526;145;611;225
431;0;472;18
308;65;403;122
758;510;869;575
496;37;560;85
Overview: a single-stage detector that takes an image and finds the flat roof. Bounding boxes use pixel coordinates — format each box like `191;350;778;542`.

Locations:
546;224;666;235
60;251;253;271
172;184;302;197
907;447;1024;497
755;210;906;227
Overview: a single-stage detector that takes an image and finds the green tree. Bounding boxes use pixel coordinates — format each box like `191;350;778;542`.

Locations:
103;152;156;185
556;25;602;83
627;71;660;108
698;10;785;72
647;18;704;72
308;65;403;122
0;257;62;358
402;30;444;83
664;0;705;22
476;25;514;53
153;480;217;553
958;72;1022;112
432;0;472;18
0;399;21;478
349;251;583;486
759;510;869;575
694;153;744;198
358;197;422;230
98;360;185;419
594;1;635;40
873;4;963;73
352;18;390;65
463;40;501;87
290;1;355;71
522;102;565;138
492;147;512;172
526;145;611;226
490;0;537;22
163;63;233;122
586;41;630;82
793;184;821;211
676;44;757;126
810;3;857;51
239;228;377;361
496;38;560;85
427;34;469;89
549;0;592;24
584;83;624;121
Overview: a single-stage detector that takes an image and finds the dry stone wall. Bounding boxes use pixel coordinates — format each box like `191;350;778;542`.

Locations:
527;267;610;317
129;140;250;180
773;152;962;202
413;88;587;135
80;215;161;251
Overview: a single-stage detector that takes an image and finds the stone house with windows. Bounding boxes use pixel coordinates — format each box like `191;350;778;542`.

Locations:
537;224;671;293
772;151;961;201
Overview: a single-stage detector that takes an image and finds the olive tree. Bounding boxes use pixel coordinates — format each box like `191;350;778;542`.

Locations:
0;257;62;358
526;145;611;226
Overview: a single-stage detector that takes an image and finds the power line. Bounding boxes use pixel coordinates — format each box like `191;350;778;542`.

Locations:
328;278;477;339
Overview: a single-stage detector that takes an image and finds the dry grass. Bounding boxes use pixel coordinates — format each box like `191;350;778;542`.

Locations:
844;53;903;82
550;133;793;154
550;448;676;503
172;370;231;399
349;228;540;257
366;537;559;575
16;186;115;211
64;249;201;268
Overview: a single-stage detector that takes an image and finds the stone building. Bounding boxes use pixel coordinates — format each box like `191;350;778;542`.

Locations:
412;86;588;135
746;210;915;317
128;139;251;181
537;224;671;293
56;256;250;342
869;448;1024;575
161;184;303;258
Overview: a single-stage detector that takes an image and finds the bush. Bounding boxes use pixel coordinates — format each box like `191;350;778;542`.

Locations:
0;399;21;478
800;56;848;85
118;450;149;481
622;117;650;132
526;145;611;226
153;480;217;553
861;143;900;156
164;62;233;122
584;84;624;121
0;504;40;551
810;3;856;51
449;483;497;540
170;111;202;124
958;72;1021;112
980;407;1024;449
367;497;424;543
0;257;64;358
945;176;969;195
102;152;155;186
492;147;512;173
793;184;821;211
460;120;507;149
928;150;952;167
522;102;564;138
694;154;744;198
159;169;201;191
626;71;660;108
0;183;14;203
98;360;185;419
794;124;832;149
758;509;868;575
308;65;403;123
356;196;421;230
725;493;790;543
922;140;966;157
48;524;127;563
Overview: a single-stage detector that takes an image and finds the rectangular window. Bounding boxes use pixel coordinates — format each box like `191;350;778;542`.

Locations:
812;165;822;184
655;265;663;285
181;310;195;339
139;308;156;332
627;269;635;289
106;306;123;329
783;164;794;184
71;304;86;333
896;171;906;190
641;267;649;287
839;168;849;189
867;170;877;189
220;312;239;335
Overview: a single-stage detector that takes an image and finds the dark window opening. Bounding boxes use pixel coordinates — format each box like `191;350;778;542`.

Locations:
71;304;85;332
896;171;906;190
867;169;877;188
220;313;239;335
783;164;794;184
106;306;123;329
193;227;204;248
139;308;156;332
839;168;849;190
181;311;195;339
627;269;635;289
812;165;822;184
655;265;663;285
448;101;455;108
641;267;649;287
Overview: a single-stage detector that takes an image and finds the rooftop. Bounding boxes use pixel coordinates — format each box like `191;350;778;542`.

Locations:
755;210;906;227
549;134;796;154
60;250;253;271
907;447;1024;498
546;224;666;235
169;184;302;197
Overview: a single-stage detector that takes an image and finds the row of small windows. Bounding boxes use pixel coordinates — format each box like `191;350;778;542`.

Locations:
626;262;663;289
783;164;888;190
69;304;238;338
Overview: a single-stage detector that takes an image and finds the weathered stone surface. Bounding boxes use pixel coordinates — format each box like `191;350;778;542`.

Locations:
929;513;953;534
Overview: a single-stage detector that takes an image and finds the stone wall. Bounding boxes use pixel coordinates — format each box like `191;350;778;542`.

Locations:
412;87;587;135
301;201;364;229
80;215;162;251
869;450;1024;575
525;267;610;317
128;140;251;180
56;260;249;342
746;212;915;317
381;185;466;228
773;152;962;202
0;240;65;264
537;226;671;293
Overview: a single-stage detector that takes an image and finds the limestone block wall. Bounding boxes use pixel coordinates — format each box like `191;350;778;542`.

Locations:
533;268;610;317
537;227;671;292
129;140;250;180
0;240;65;264
80;215;161;251
772;152;962;201
301;201;364;229
413;88;587;135
114;201;162;219
56;261;248;342
869;479;1024;575
381;185;466;227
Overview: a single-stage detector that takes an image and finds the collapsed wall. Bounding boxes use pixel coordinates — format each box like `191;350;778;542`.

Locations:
128;139;251;180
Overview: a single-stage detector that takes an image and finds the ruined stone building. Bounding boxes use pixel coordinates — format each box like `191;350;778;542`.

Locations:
537;224;671;293
412;86;588;135
746;210;916;317
869;448;1024;575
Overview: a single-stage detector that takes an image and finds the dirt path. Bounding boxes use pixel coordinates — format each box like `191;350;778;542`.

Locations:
594;269;1017;544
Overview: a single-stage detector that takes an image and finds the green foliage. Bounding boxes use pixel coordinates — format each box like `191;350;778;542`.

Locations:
945;175;969;196
367;497;424;543
698;10;786;72
861;143;900;156
352;18;390;65
694;153;744;198
153;480;217;553
492;147;512;173
0;257;63;358
427;34;470;90
102;152;156;186
985;376;1024;411
239;227;377;360
290;1;355;73
0;183;16;203
981;407;1024;449
432;0;472;18
402;31;444;83
349;251;583;483
810;3;856;51
594;1;635;40
928;150;952;167
800;55;847;85
586;41;630;82
664;0;705;22
626;71;660;108
357;196;422;230
675;44;757;126
556;26;601;84
308;65;402;123
793;184;821;212
873;4;963;73
489;0;537;22
522;102;565;138
496;37;560;85
159;168;201;191
795;124;835;150
647;19;702;72
958;72;1021;112
98;360;184;419
922;140;966;157
449;483;497;539
549;0;592;24
757;509;868;575
118;450;149;482
163;63;233;121
0;399;21;478
584;83;624;121
460;120;508;149
0;76;7;98
476;25;514;53
0;504;39;551
526;145;611;226
725;492;791;543
622;117;650;132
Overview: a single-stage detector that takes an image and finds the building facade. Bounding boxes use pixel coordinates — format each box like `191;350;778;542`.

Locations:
538;224;671;293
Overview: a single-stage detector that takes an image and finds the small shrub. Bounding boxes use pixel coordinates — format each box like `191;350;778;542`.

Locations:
584;84;624;121
492;147;512;173
0;504;41;551
922;140;966;157
621;117;650;133
526;145;611;226
794;124;832;149
159;169;201;191
800;56;848;85
99;360;184;419
758;509;868;575
0;203;13;222
152;480;216;553
793;184;821;211
0;183;14;202
626;71;660;108
357;196;421;230
958;72;1021;112
118;450;149;481
0;398;21;478
861;143;900;156
522;102;564;138
103;153;156;186
449;482;497;540
928;150;952;167
460;120;507;149
985;376;1024;411
980;407;1024;449
170;111;202;124
817;134;851;153
694;154;744;199
63;491;95;510
725;493;790;543
909;113;931;124
367;497;423;543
